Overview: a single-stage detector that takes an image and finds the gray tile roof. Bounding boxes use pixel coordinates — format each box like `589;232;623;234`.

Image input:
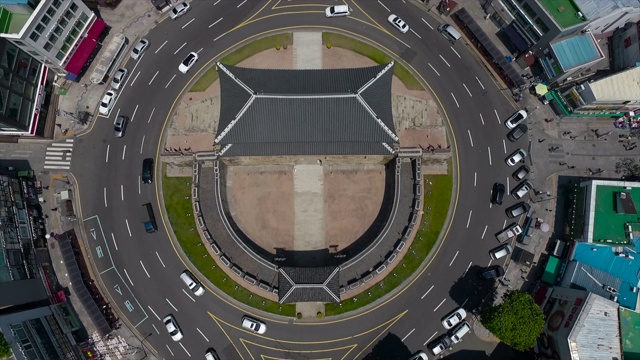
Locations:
216;63;397;157
560;261;622;302
278;267;340;303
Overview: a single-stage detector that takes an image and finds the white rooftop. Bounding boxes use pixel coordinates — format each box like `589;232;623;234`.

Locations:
588;66;640;102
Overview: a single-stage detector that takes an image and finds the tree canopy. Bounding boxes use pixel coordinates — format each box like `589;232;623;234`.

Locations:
481;290;545;351
0;332;12;357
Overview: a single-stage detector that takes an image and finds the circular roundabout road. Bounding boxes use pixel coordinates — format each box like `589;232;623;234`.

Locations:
70;1;526;358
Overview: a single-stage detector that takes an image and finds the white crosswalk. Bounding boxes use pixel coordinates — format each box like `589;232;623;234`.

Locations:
44;139;74;170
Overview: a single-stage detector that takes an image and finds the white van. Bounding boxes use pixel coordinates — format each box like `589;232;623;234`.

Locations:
180;270;205;296
438;23;462;44
325;5;350;17
449;321;471;343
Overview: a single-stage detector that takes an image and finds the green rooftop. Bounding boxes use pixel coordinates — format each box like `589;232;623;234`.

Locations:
592;184;640;245
539;0;585;28
620;308;640;360
0;7;31;35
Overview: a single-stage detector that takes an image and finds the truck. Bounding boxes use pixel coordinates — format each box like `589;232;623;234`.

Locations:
495;223;522;243
140;203;157;234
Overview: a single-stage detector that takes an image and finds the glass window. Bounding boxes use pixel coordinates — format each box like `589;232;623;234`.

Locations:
0;69;11;89
19;99;31;126
55;51;64;60
8;93;22;121
28;62;39;82
79;13;88;24
16;53;30;78
43;42;53;51
48;33;58;44
1;44;17;70
53;25;63;36
51;0;61;8
12;78;25;94
46;7;56;17
535;18;550;34
522;3;536;18
13;40;24;46
29;32;39;41
64;10;73;20
70;3;78;12
35;24;45;34
25;83;33;99
60;43;70;53
40;15;50;26
58;17;68;28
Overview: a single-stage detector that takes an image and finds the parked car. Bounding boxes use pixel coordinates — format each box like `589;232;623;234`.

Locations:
325;4;350;17
428;334;453;356
512;165;530;181
506;148;527;166
504;110;527;129
180;270;205;296
113;115;128;138
163;315;183;341
142;158;154;184
442;307;467;330
491;183;505;205
241;316;266;334
479;265;505;280
131;39;149;60
407;351;428;360
489;243;513;260
449;321;471;344
205;348;220;360
506;201;530;218
388;14;409;33
99;90;117;115
512;180;533;199
507;124;528;142
178;52;198;74
111;68;128;90
169;2;190;20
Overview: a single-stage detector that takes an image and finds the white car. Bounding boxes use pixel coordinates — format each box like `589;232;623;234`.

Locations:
442;307;467;330
178;52;198;74
241;316;266;334
325;5;350;17
130;39;149;60
163;315;183;341
388;14;409;33
504;110;527;129
111;68;128;90
506;148;527;166
169;2;191;20
99;90;117;115
179;270;205;296
407;351;428;360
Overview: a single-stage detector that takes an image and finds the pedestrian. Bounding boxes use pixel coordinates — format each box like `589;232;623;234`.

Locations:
538;139;546;143
51;208;58;211
560;162;567;165
43;186;49;190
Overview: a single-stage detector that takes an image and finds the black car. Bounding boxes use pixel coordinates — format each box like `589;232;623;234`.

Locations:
479;265;505;280
507;124;528;142
142;158;154;184
491;183;505;205
512;165;530;181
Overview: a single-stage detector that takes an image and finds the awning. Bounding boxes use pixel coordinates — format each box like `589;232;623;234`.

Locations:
65;37;98;75
86;18;106;40
503;22;530;53
542;255;561;284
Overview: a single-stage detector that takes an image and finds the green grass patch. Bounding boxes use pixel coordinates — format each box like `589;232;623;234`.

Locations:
162;165;296;316
325;166;453;315
322;32;424;91
190;33;293;92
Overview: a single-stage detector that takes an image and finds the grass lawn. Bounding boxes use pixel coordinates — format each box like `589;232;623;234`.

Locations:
322;32;424;91
190;33;293;92
162;165;296;316
325;166;453;315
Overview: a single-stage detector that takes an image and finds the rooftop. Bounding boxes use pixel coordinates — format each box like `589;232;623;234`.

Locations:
620;307;640;360
592;182;640;244
574;0;640;22
568;292;621;360
0;7;30;35
539;0;585;28
551;32;604;71
587;66;640;102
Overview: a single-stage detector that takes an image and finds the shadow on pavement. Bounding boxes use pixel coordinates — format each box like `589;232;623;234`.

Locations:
362;333;412;360
448;265;498;313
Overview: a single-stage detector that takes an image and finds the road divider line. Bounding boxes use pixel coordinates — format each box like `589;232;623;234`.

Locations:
474;172;477;187
479;113;484;125
421;285;434;299
410;29;422;39
466;211;472;228
503;219;507;229
468;130;473;147
451;46;461;58
111;233;118;251
481;225;487;239
152;324;159;334
208;18;223;28
130;71;140;86
138;177;141;194
180;343;191;357
156;251;165;267
463;83;472;97
140;135;145;154
120;185;124;201
197;328;209;342
506;177;510;194
165;75;176;89
439;54;450;67
103;187;107;207
237;0;247;7
182;18;194;29
487;147;492;165
424;331;438;345
126;219;132;237
449;251;459;266
494;109;501;124
148;306;160;320
131;105;139;122
141;261;150;278
122;145;126;160
378;0;390;11
428;63;440;76
105;145;110;162
124;268;134;286
174;42;187;55
421;18;433;29
451;93;459;107
434;298;446;312
183;289;195;302
166;345;174;357
149;71;158;85
148;107;155;123
155;40;167;54
214;32;225;41
166;298;178;311
464;262;472;276
476;76;485;89
401;328;415;342
503;139;507;154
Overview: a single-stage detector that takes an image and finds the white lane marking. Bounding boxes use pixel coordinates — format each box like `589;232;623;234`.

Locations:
495;109;501;124
208;18;223;28
165;75;176;89
197;328;209;342
148;306;160;321
183;289;196;302
155;40;167;54
174;42;187;54
402;328;415;342
479;113;484;125
152;324;160;334
148;107;155;123
130;71;140;86
487;147;492;165
148;71;158;85
451;93;459;107
503;219;507;229
462;298;469;307
451;46;461;58
378;0;390;11
466;210;472;228
105;144;110;162
421;18;433;29
156;251;165;267
114;108;120;121
506;177;510;194
488;259;493;266
104;187;108;207
434;298;446;312
180;343;191;357
481;225;487;239
474;172;477;187
424;331;438;346
197;47;203;53
213;32;225;41
126;219;132;236
214;0;221;4
122;145;126;160
468;130;473;147
138;177;141;194
166;345;174;357
463;83;472;97
120;184;124;201
140;135;145;154
476;76;485;89
449;251;459;266
182;18;195;29
111;233;118;251
421;285;434;299
410;29;422;39
464;262;472;275
166;298;178;312
237;0;247;7
428;63;440;76
125;268;134;286
131;105;139;122
141;261;150;278
439;54;450;67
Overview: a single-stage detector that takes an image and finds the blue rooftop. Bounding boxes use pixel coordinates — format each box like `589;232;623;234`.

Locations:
571;241;640;310
551;33;603;70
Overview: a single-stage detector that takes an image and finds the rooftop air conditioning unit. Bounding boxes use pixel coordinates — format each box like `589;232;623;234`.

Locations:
576;11;584;19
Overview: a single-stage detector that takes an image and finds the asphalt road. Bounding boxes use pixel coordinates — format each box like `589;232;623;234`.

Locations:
70;0;529;358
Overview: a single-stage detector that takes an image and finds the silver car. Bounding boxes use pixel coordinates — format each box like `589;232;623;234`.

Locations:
113;115;128;138
387;14;409;33
506;148;527;166
169;2;190;20
241;316;266;334
111;68;128;90
131;39;149;60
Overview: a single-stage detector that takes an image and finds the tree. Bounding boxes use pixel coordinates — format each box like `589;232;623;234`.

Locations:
481;290;545;351
0;332;12;357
